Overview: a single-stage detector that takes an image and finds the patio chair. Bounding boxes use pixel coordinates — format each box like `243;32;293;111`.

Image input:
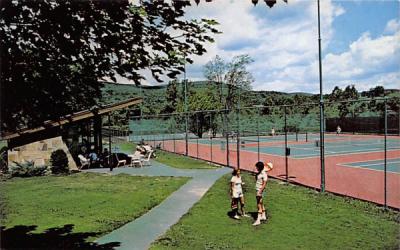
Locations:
142;150;153;166
115;153;127;167
128;151;143;168
78;154;90;170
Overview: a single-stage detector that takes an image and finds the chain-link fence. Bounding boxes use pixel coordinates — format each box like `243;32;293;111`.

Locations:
129;97;400;208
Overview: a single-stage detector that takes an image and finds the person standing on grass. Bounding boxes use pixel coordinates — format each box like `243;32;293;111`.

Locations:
253;161;273;226
230;168;249;219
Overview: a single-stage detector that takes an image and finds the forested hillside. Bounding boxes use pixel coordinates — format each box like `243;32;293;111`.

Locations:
100;81;399;134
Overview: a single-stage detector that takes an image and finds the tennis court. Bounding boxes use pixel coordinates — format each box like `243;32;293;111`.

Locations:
340;158;400;173
242;137;400;159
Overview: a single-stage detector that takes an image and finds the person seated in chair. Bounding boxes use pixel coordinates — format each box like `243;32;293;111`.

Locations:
88;148;99;168
100;148;110;169
136;145;147;155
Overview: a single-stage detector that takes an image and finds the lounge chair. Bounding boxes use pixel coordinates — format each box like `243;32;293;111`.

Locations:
115;153;127;167
78;154;90;170
141;150;153;166
128;151;143;168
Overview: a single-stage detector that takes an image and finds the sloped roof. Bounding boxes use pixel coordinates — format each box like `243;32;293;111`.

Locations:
2;97;142;140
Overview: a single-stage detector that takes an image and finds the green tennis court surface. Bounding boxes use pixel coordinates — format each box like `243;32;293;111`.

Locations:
340;158;400;173
243;138;400;158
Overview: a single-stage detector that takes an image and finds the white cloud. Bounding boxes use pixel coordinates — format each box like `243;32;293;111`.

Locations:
322;30;400;91
384;19;400;34
182;0;346;93
121;0;399;94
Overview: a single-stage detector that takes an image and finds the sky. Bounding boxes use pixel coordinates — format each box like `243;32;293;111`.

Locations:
132;0;400;94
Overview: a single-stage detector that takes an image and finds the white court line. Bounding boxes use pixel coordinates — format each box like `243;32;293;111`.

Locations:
346;161;400;168
290;149;400;159
338;164;399;174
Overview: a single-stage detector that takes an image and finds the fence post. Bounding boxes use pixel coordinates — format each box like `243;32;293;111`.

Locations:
320;100;326;192
185;111;189;156
210;113;213;163
257;107;260;162
108;114;112;168
196;113;199;159
384;98;388;209
173;115;176;154
318;0;326;193
225;109;230;168
284;106;288;183
236;106;240;169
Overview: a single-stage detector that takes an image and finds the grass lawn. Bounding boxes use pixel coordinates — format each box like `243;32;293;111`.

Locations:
0;172;189;248
114;141;218;169
155;150;219;170
151;172;400;250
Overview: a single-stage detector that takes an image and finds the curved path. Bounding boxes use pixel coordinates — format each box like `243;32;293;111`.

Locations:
87;161;230;250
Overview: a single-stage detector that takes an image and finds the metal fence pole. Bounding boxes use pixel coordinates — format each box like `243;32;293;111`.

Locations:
384;98;388;209
173;116;176;153
284;106;288;183
196;113;199;159
257;107;260;162
225;109;230;168
185;112;189;156
184;79;189;156
398;109;400;136
318;0;326;193
108;114;112;168
236;107;240;169
210;113;213;162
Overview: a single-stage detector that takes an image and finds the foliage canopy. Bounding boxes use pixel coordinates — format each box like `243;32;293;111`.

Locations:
0;0;219;132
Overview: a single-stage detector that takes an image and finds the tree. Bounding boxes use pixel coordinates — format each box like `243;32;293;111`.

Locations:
0;0;219;132
369;86;385;98
194;0;287;8
203;54;254;111
225;55;254;110
162;80;179;114
187;88;220;138
342;85;359;100
203;55;226;105
329;86;343;101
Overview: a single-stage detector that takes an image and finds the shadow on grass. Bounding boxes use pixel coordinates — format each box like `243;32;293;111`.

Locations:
1;224;120;249
226;211;259;220
226;211;270;222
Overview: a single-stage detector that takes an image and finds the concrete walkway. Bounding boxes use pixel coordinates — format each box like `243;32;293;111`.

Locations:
87;161;230;250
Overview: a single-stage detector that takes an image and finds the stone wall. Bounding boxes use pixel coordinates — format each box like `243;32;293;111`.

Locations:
7;136;78;170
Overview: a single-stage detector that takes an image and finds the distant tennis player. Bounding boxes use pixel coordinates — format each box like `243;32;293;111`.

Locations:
336;125;342;135
253;161;273;226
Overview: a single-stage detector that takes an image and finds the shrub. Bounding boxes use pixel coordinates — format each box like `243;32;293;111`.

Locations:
9;161;48;177
0;146;8;173
50;149;69;174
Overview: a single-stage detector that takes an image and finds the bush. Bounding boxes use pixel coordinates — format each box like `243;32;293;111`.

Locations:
9;161;48;177
50;149;69;174
0;146;8;173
